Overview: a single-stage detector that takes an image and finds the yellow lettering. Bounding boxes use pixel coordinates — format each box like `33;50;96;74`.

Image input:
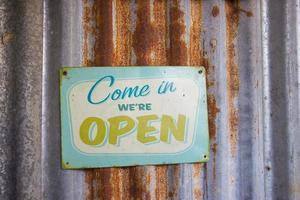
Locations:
160;114;186;143
137;115;159;144
80;117;106;145
108;116;135;145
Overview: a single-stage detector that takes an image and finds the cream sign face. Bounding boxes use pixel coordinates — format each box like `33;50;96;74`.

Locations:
60;67;209;169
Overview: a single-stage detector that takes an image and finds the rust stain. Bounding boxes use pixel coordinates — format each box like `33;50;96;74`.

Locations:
169;0;187;65
211;5;219;17
129;167;148;200
207;95;220;139
193;163;201;178
93;0;113;65
83;1;131;199
110;168;130;200
167;165;180;199
1;32;15;45
193;163;204;200
132;0;152;65
194;188;203;200
82;1;91;65
190;0;202;66
189;1;212;198
113;0;132;65
84;169;94;200
110;169;120;200
155;166;168;200
212;143;218;179
239;7;253;17
82;0;217;199
111;2;132;198
82;0;113;66
133;1;169;199
189;0;211;74
152;0;168;65
190;0;219;183
83;1;117;194
210;39;217;53
84;169;113;200
133;0;168;65
82;0;113;65
98;169;114;200
208;94;219;180
166;1;193;198
225;0;240;157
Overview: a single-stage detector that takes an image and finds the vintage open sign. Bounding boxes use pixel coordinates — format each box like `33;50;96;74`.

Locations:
60;67;209;169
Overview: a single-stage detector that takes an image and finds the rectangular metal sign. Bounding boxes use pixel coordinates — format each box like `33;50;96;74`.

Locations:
60;67;209;169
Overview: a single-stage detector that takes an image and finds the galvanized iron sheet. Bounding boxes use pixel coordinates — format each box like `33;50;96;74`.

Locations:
0;0;42;199
0;0;299;199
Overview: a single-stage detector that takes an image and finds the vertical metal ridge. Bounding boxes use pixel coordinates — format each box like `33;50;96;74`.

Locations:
132;1;169;199
0;1;17;199
168;0;188;66
225;0;240;159
0;0;43;199
113;0;132;66
201;1;223;199
285;0;300;199
82;1;117;199
261;0;273;198
188;1;206;199
224;1;240;199
262;0;291;199
43;0;84;199
252;0;265;195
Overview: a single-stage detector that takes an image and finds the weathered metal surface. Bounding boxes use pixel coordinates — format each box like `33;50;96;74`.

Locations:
0;0;299;199
0;0;43;199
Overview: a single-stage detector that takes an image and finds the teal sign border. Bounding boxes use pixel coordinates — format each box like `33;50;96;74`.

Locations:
60;66;209;169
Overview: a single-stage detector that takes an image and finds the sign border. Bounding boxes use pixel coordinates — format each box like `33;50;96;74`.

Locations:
60;66;209;169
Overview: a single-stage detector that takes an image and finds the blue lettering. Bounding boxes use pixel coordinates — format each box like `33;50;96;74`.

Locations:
87;76;151;104
157;81;176;94
118;104;129;111
112;89;122;100
129;104;135;111
87;75;114;104
146;103;152;110
140;85;150;96
122;86;139;99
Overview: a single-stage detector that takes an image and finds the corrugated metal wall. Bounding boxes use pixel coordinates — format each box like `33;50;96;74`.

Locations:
0;0;299;199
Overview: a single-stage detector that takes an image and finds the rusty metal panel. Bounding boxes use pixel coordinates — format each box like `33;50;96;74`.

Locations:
0;0;300;199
